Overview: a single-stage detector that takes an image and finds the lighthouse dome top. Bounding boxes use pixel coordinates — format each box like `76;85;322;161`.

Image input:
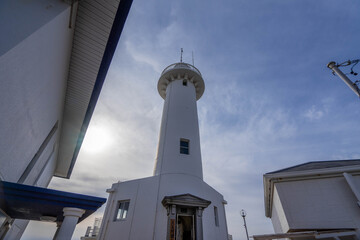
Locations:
158;62;205;100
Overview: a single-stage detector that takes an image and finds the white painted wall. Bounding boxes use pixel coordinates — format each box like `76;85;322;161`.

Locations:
271;187;289;233
0;2;74;239
154;78;203;179
99;175;229;240
272;176;360;232
0;3;73;183
0;0;69;56
98;177;160;240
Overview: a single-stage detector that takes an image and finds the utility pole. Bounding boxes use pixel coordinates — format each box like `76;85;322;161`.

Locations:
240;209;249;240
327;60;360;98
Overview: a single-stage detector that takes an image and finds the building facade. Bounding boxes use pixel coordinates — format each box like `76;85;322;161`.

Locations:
258;160;360;240
0;0;132;239
98;62;229;240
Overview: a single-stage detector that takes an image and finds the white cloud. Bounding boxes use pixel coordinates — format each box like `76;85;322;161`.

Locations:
304;105;325;121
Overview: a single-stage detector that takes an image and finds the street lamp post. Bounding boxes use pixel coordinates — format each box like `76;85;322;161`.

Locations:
240;209;249;240
327;60;360;98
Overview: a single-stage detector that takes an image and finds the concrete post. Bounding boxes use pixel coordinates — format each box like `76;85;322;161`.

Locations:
54;207;85;240
52;222;61;240
195;207;203;240
166;205;176;240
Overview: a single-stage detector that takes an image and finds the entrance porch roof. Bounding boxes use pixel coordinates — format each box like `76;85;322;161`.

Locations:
0;181;106;223
162;194;211;208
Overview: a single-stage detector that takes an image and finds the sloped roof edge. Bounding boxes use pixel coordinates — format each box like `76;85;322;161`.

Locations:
266;159;360;174
55;0;133;178
263;159;360;218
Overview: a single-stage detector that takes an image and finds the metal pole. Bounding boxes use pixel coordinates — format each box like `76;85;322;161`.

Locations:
327;61;360;98
240;210;249;240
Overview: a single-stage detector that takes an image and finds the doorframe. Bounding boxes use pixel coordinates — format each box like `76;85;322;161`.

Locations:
162;194;211;240
176;213;195;240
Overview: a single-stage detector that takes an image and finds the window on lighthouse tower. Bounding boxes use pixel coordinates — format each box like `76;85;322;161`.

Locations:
180;139;189;154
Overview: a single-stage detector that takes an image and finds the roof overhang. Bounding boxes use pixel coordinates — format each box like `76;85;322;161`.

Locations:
263;163;360;218
0;181;106;222
55;0;133;178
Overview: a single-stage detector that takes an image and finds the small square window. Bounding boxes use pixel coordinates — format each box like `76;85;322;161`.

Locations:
180;139;189;155
115;201;130;221
183;80;187;86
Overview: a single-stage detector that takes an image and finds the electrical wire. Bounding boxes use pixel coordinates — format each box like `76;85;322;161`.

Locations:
336;59;360;76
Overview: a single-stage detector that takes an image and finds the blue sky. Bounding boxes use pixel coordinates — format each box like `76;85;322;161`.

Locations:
23;0;360;239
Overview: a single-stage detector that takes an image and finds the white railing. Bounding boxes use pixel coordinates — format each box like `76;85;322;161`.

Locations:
161;62;202;76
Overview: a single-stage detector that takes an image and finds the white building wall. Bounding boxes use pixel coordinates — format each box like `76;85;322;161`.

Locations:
34;151;58;187
0;2;74;239
100;175;229;240
0;3;73;183
0;0;69;56
273;176;360;231
271;186;289;233
98;177;160;240
201;190;228;240
154;79;203;179
128;177;160;238
21;136;57;186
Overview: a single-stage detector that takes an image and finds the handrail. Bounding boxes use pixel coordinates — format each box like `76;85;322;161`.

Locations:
161;62;202;76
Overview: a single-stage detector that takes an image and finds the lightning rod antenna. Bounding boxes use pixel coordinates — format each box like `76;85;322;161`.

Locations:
180;48;183;63
192;51;195;66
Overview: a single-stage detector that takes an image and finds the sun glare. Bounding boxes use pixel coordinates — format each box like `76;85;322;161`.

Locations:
82;125;113;153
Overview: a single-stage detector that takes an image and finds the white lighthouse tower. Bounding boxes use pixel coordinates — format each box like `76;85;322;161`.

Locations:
98;62;229;240
154;62;205;179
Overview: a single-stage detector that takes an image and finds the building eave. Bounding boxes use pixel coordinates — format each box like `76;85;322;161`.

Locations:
54;0;133;178
264;162;360;218
0;181;106;222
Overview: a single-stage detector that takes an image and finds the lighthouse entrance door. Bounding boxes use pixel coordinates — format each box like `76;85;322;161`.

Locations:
162;194;211;240
176;214;194;240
